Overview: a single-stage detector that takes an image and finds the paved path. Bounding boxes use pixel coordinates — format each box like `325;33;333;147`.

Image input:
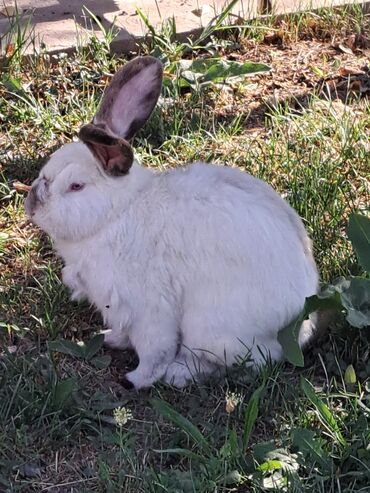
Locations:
0;0;368;55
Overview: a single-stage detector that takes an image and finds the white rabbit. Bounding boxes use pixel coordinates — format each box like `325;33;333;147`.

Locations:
25;56;320;389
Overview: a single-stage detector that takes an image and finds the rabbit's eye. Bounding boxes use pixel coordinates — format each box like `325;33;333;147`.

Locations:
69;183;84;192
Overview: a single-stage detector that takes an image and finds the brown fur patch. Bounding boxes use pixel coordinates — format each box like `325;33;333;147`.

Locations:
79;124;134;176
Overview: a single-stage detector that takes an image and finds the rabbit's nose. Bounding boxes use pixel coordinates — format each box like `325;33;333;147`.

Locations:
25;178;49;217
25;187;38;217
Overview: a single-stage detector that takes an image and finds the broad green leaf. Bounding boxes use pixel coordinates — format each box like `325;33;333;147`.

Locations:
340;278;370;328
268;450;300;473
91;354;112;369
224;470;243;485
172;57;270;89
84;334;105;360
305;292;343;310
254;446;299;474
92;398;129;412
277;314;305;367
243;382;266;450
291;427;331;472
151;398;212;455
203;60;270;82
347;213;370;272
2;74;22;92
181;69;203;85
48;339;85;359
52;378;76;409
300;378;346;447
253;440;276;463
318;276;351;299
258;459;283;472
2;74;36;107
278;291;343;366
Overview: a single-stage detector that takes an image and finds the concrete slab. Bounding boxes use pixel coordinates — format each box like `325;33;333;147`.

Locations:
0;0;368;56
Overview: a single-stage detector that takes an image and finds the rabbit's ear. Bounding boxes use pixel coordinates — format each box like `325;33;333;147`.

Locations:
79;124;134;176
93;56;163;140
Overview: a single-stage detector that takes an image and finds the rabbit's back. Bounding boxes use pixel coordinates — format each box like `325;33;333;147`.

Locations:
161;162;316;287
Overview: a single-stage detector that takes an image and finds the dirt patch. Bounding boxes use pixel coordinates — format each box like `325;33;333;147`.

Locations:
208;36;369;132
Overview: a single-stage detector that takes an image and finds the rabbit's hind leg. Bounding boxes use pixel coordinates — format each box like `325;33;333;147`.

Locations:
163;349;217;388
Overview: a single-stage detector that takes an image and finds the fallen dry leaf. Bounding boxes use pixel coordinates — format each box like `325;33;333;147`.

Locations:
13;181;31;192
306;17;319;30
344;33;370;51
338;66;365;77
319;70;370;99
345;34;357;51
5;43;15;58
191;8;202;17
337;43;354;55
263;31;284;46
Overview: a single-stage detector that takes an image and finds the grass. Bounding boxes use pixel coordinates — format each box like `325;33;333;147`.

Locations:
0;3;370;492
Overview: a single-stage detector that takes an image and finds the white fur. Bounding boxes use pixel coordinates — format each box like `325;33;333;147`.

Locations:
26;142;319;388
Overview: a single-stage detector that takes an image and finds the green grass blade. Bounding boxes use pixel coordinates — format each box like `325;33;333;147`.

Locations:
300;378;347;447
152;448;207;462
242;382;266;451
195;0;239;45
52;378;77;410
136;7;157;37
151;398;212;455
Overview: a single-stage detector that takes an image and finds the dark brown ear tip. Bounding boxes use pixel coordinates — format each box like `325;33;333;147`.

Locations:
79;123;121;148
135;55;163;67
149;57;163;80
127;55;163;79
78;123;134;176
78;124;95;142
143;55;163;72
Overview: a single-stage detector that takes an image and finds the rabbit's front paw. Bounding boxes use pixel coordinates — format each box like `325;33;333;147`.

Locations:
62;266;87;301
